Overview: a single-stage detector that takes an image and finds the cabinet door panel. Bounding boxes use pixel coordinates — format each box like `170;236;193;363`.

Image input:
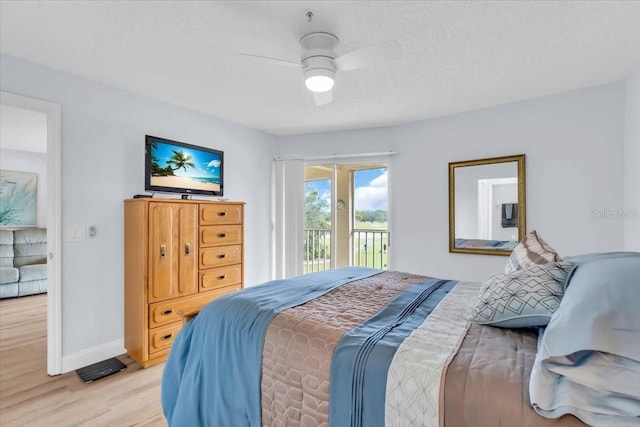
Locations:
149;202;198;302
178;205;198;295
149;204;178;302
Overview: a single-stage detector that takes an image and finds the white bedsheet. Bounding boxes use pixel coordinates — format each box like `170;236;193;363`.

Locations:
385;281;479;426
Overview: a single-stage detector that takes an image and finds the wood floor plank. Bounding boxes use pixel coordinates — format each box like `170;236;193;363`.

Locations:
0;295;167;426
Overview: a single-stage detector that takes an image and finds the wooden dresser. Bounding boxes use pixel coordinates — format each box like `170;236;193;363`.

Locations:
124;198;244;367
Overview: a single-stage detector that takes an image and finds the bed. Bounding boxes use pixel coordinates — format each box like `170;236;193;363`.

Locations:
161;253;640;426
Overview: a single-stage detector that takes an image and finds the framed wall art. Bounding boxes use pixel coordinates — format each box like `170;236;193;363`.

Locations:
0;170;38;227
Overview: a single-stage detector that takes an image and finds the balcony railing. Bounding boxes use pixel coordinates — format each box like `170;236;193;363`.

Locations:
303;228;389;273
352;229;388;270
303;228;331;274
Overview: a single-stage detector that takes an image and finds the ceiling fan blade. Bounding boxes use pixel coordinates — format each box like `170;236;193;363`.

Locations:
237;53;301;68
334;40;402;71
313;90;333;106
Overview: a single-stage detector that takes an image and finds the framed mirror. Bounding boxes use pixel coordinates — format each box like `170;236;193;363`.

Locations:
449;154;526;256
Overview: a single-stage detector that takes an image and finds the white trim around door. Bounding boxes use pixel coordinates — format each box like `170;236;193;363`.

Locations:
1;91;62;375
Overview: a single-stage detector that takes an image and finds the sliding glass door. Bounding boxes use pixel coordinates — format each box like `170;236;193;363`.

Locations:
304;165;333;273
352;167;389;270
303;162;388;273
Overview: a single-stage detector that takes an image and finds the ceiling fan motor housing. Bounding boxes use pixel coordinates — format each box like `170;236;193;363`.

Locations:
300;32;338;77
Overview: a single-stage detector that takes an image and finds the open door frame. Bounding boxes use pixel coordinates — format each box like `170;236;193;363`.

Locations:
1;91;62;375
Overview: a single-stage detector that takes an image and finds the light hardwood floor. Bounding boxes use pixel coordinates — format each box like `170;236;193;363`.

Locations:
0;295;167;426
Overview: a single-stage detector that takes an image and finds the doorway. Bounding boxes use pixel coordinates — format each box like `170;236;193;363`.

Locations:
477;177;519;242
303;162;389;273
0;91;62;375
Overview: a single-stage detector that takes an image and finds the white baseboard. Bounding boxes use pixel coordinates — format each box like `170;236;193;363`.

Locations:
61;339;126;374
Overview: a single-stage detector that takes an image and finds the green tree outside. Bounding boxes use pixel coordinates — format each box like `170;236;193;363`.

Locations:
304;184;330;229
304;183;331;263
150;149;196;177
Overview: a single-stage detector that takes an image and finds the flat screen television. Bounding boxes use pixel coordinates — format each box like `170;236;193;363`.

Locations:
145;135;223;197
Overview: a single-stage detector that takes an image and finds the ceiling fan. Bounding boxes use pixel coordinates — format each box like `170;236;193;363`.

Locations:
240;30;402;106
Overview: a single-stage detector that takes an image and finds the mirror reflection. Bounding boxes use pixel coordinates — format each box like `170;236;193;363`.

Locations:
449;154;526;256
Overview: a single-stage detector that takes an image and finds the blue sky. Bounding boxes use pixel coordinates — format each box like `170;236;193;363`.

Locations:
306;167;388;211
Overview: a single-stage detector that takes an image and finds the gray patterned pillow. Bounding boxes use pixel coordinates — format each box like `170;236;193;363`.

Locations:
504;230;562;274
469;261;576;328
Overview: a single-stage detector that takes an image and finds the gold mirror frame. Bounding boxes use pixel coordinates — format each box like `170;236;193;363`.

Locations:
449;154;526;256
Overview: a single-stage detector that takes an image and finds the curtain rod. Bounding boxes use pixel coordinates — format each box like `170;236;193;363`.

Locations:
274;151;398;161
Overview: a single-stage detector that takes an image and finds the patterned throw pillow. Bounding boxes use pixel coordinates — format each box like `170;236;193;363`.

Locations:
469;262;576;328
504;230;562;274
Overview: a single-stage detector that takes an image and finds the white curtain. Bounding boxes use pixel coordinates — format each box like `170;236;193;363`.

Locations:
274;159;304;279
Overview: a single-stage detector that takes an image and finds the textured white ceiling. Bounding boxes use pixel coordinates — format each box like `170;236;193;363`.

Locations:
0;105;47;153
1;1;640;136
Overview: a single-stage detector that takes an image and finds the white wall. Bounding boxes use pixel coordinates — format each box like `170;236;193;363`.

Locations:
277;83;626;282
0;149;47;227
624;63;640;250
0;49;633;368
0;53;275;367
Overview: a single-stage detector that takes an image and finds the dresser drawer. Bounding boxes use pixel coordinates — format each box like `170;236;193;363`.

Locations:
200;264;242;291
148;322;182;354
149;292;219;328
200;225;242;247
200;204;243;225
200;245;242;269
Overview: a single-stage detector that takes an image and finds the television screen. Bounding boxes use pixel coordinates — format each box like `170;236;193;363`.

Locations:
145;135;223;196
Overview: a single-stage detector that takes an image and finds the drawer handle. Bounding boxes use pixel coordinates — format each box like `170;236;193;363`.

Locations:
217;212;227;217
217;233;227;238
160;244;166;258
185;243;191;255
217;275;226;280
160;333;173;341
161;309;173;316
217;254;226;259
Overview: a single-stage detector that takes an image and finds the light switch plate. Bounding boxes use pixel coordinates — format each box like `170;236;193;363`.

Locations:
65;225;86;241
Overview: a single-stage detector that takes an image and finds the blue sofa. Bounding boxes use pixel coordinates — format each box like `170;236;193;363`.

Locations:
0;228;47;298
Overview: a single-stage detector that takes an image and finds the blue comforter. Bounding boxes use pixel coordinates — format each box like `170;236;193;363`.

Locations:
162;267;380;426
162;267;456;426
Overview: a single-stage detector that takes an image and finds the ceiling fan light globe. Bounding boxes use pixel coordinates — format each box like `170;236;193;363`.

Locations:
305;75;334;93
